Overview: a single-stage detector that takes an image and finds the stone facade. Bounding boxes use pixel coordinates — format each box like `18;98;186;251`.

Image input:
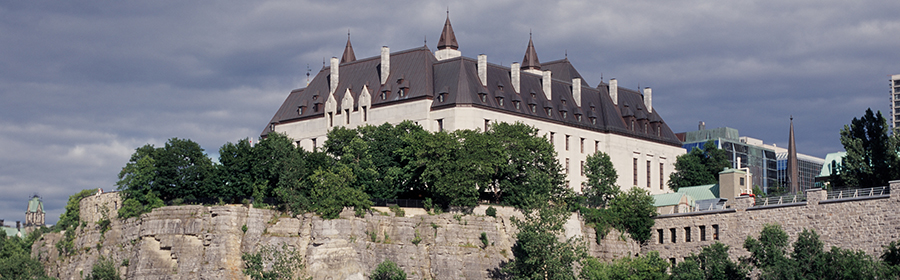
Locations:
643;180;900;262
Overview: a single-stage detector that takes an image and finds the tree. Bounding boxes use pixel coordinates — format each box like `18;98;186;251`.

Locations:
668;141;730;191
86;256;121;280
839;108;900;188
608;187;658;243
0;233;54;279
743;224;790;270
491;122;566;210
690;242;749;280
370;260;406;280
582;151;618;208
503;206;585;280
579;251;669;280
305;165;371;219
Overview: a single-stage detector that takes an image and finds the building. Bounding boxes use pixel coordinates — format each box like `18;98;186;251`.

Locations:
815;151;846;187
678;126;778;192
740;137;824;192
261;16;686;194
25;195;45;227
891;74;900;134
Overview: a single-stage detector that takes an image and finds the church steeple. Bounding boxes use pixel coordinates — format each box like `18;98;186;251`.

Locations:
434;12;462;60
787;116;800;193
521;33;541;75
437;12;458;50
340;32;356;64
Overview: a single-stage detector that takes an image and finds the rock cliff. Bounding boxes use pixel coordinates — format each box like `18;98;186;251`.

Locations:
33;198;638;280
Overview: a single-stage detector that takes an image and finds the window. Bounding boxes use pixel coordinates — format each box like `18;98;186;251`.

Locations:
590;117;596;125
298;107;303;115
580;138;585;153
380;92;387;100
685;227;691;242
345;109;350;124
647;160;651;189
497;97;504;106
670;258;676;266
660;163;664;190
362;106;368;122
740;177;745;186
670;228;677;243
514;101;520;109
437;119;443;132
633;158;638;186
561;111;567;119
328;112;334;127
311;138;317;150
565;158;570;174
713;225;719;240
580;161;585;176
565;135;570;151
484;119;490;131
545;108;552;116
550;132;555;145
700;226;706;241
595;140;599;153
530;104;536;113
576;114;582;122
658;229;664;244
480;93;487;102
438;94;444;102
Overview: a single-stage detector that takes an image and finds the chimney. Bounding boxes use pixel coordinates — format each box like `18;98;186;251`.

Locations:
478;54;487;87
381;46;390;84
0;219;4;227
16;221;20;230
609;78;618;105
329;57;339;95
510;62;520;93
572;78;582;107
542;70;552;100
699;121;706;130
643;87;652;113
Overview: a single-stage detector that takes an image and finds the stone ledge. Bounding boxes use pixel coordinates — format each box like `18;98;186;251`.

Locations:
747;202;807;210
819;195;890;204
655;209;735;219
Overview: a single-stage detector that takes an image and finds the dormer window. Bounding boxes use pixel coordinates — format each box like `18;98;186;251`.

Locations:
545;108;552;116
529;104;536;113
438;93;445;102
298;106;305;115
561;100;567;106
398;88;406;97
514;101;520;110
496;97;504;106
479;93;487;103
561;111;567;119
312;95;318;100
380;91;388;100
590;117;596;125
576;114;582;122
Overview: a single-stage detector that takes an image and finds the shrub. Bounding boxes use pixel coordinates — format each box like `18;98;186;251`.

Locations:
389;205;405;217
371;260;406;280
480;232;489;248
485;206;497;217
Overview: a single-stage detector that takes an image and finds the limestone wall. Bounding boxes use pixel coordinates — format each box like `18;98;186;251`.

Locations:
33;201;639;280
642;180;900;262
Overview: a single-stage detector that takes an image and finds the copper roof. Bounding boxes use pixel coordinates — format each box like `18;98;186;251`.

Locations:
340;35;356;63
437;15;458;50
521;35;540;70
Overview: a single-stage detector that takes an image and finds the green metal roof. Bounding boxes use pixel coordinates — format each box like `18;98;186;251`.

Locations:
817;151;846;178
2;227;21;237
677;184;719;201
27;196;42;213
653;192;694;207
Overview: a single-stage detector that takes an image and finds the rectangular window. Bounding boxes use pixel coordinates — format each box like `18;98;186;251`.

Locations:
328;112;334;127
580;138;585;153
550;132;555;145
685;227;691;242
700;226;707;241
566;158;570;174
660;163;665;190
437;119;443;132
670;228;677;243
484;119;490;131
713;225;719;240
580;161;585;176
658;229;664;244
595;140;599;153
362;106;368;122
311;138;317;151
345;109;350;124
647;160;651;189
565;135;570;151
633;158;638;186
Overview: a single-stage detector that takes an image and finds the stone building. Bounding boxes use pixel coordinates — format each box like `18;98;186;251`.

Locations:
25;195;44;227
261;16;685;194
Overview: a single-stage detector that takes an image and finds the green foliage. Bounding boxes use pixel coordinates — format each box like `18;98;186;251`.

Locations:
241;224;248;233
480;232;489;248
0;234;55;279
677;242;748;280
668;141;730;191
490;122;567;210
579;251;669;280
85;256;121;280
389;205;405;217
582;151;618;208
56;189;96;232
742;224;789;269
670;258;704;280
305;165;371;219
242;243;306;280
370;260;406;280
608;187;657;243
503;206;585;280
838;108;900;188
485;206;497;217
97;218;111;236
411;229;422;246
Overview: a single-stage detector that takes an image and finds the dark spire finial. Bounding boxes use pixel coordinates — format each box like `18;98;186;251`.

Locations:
787;116;799;193
437;11;459;50
340;31;356;63
521;32;541;71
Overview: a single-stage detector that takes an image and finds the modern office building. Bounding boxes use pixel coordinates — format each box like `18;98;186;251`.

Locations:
261;16;686;194
891;74;900;134
678;126;777;192
740;138;824;192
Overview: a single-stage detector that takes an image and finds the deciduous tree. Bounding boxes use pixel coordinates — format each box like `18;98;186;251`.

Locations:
839;108;900;188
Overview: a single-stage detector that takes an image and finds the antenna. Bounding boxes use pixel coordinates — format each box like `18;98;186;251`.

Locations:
306;64;311;86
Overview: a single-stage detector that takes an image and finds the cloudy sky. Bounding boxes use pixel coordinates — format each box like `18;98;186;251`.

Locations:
2;0;898;225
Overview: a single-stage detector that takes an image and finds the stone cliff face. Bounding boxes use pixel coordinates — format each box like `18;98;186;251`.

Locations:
34;199;638;280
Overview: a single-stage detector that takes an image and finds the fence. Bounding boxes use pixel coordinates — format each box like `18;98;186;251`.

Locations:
825;186;890;200
370;198;425;208
753;193;807;207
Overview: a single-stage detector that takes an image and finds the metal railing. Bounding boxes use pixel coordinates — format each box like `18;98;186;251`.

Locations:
826;186;890;200
371;198;424;208
754;193;807;207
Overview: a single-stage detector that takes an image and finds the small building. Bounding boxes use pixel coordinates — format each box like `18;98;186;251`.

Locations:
1;220;23;238
653;193;695;214
25;195;45;227
652;168;750;214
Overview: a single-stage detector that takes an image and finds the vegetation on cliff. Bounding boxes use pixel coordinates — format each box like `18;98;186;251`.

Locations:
0;228;55;279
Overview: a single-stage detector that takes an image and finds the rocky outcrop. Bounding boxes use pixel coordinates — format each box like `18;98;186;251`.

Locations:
34;200;639;280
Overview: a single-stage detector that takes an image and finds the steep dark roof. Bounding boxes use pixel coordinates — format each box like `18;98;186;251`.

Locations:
262;46;681;147
521;36;540;70
340;36;356;63
437;15;458;50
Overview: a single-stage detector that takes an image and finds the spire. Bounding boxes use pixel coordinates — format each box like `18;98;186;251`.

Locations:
340;31;356;63
521;32;541;71
437;12;458;50
787;116;800;193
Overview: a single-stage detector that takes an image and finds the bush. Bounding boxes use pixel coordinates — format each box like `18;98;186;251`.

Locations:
389;204;405;217
480;232;489;248
371;260;406;280
86;256;121;280
485;206;497;217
